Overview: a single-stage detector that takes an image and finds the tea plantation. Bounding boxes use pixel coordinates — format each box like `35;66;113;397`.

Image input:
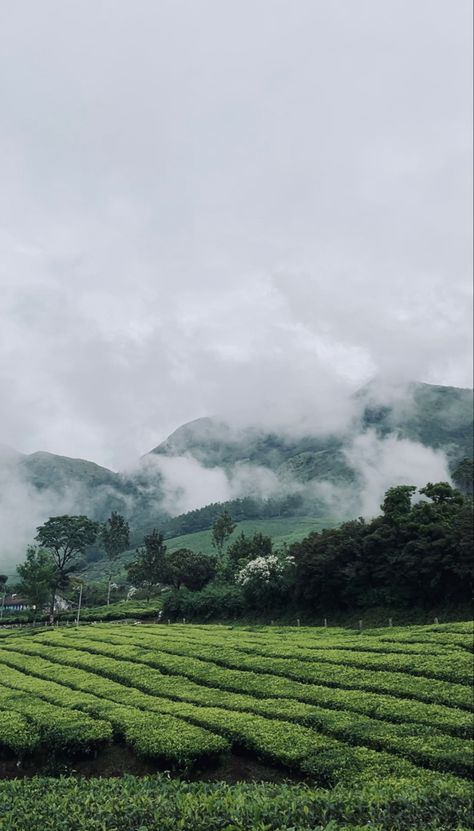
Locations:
0;621;472;830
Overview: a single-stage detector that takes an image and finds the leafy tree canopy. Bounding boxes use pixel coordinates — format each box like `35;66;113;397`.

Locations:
452;458;473;497
211;510;236;556
99;512;130;562
16;546;57;613
292;481;473;611
35;515;99;571
227;531;273;569
166;549;217;591
127;529;167;600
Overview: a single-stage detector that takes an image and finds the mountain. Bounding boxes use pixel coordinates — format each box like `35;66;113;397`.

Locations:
1;381;472;567
149;382;473;482
358;381;473;457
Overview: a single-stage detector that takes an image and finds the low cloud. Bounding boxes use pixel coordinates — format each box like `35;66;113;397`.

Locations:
149;424;452;522
343;430;451;517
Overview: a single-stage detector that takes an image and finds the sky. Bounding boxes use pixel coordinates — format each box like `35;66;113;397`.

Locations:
0;0;472;470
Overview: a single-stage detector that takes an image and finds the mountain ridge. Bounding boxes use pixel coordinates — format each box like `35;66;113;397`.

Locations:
0;381;472;563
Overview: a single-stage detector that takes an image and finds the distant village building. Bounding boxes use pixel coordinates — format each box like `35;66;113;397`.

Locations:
2;594;30;612
1;594;72;614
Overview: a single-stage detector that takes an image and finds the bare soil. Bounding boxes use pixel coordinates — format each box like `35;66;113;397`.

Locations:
0;745;306;784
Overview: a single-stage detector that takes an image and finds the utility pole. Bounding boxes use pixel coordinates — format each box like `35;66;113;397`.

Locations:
0;591;5;621
75;582;83;627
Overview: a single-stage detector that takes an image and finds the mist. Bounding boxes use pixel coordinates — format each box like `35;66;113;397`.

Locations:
0;0;472;469
0;1;471;573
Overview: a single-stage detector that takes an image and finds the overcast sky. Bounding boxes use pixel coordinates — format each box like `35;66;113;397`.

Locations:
0;0;472;469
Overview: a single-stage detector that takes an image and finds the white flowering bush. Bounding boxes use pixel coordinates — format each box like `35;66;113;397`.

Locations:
236;554;294;607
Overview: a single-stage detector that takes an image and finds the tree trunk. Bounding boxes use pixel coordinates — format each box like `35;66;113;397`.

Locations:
107;578;111;606
49;586;57;625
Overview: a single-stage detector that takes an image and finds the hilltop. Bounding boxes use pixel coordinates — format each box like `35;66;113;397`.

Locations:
0;381;472;569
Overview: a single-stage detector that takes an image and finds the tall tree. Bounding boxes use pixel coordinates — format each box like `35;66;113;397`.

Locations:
381;485;416;521
166;549;217;591
211;510;236;557
127;529;167;600
16;547;57;618
225;531;273;578
35;515;99;621
451;459;473;497
99;512;130;604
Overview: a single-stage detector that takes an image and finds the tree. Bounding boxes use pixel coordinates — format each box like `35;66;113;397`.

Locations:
452;458;474;497
35;515;99;621
291;481;473;612
381;485;416;521
99;512;130;604
226;531;273;577
127;529;167;600
16;547;57;618
236;553;295;609
211;510;236;557
419;482;464;505
166;549;216;591
0;575;7;592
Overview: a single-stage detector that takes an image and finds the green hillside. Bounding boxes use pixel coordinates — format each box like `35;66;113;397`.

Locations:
84;516;335;582
152;383;474;472
2;381;472;572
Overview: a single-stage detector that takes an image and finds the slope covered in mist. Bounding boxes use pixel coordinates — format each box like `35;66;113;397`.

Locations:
150;382;472;483
0;381;472;569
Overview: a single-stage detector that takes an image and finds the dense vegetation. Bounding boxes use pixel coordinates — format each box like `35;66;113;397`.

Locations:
0;621;472;829
4;476;472;628
1;774;472;831
160;480;473;622
2;384;472;566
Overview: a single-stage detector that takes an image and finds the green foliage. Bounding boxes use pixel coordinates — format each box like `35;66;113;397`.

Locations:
226;531;273;574
99;512;130;604
0;682;111;754
419;482;464;505
452;458;473;496
0;774;472;831
127;529;168;599
162;584;245;620
77;599;163;621
166;548;217;590
83;517;335;584
0;709;40;756
34;515;99;618
99;512;130;559
381;485;417;520
211;509;236;556
292;482;473;612
16;546;56;612
236;553;295;608
0;620;473;829
35;515;99;570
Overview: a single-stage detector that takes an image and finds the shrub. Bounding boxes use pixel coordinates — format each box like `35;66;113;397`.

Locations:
161;584;245;621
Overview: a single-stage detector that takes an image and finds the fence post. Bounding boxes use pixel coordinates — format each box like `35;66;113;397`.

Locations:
324;618;327;628
297;618;300;627
434;617;439;625
388;618;393;627
359;619;363;630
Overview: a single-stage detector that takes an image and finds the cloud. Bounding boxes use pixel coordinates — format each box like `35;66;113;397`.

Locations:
0;0;471;471
0;457;86;575
343;430;452;517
